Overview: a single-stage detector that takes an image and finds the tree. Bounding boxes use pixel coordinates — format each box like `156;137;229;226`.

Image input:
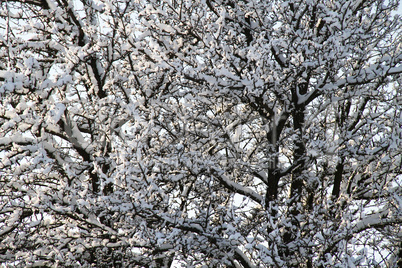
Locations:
1;0;402;266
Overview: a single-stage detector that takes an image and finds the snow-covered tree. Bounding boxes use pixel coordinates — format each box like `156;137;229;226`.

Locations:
1;0;402;267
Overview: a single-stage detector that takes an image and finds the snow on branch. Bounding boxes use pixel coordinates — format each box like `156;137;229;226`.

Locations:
211;167;264;205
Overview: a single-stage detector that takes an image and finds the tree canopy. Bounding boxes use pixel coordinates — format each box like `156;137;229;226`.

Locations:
1;0;402;267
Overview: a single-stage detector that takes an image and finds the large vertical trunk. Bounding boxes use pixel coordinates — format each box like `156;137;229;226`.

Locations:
290;101;306;201
264;111;290;206
282;87;307;263
266;122;280;205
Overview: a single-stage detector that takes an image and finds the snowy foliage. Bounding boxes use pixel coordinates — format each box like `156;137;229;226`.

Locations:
1;0;402;267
